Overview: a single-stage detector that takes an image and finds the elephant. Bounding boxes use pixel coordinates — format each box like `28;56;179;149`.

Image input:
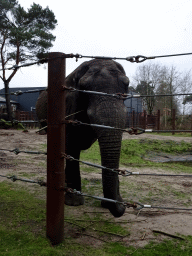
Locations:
36;59;129;217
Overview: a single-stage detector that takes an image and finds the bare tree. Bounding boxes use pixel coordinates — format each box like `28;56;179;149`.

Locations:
133;62;162;88
178;70;192;114
133;63;181;115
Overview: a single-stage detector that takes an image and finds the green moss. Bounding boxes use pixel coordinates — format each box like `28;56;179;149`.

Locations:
0;119;26;130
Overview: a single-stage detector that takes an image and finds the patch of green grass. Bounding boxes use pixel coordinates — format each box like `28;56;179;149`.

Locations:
95;221;129;237
17;172;37;178
80;165;101;174
81;177;102;207
80;139;192;166
0;182;118;255
104;242;130;255
153;132;192;137
121;139;192;157
2;166;192;254
104;237;192;255
80;141;101;163
131;237;192;256
0;182;131;255
38;161;46;168
120;139;192;172
173;191;188;199
67;212;129;238
40;143;47;151
79;138;192;173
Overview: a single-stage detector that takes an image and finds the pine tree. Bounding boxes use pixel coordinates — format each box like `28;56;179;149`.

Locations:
0;0;57;120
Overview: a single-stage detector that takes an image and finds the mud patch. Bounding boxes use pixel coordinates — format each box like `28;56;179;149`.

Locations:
144;152;192;163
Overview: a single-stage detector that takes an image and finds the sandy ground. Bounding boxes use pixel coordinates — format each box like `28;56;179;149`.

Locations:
0;129;192;247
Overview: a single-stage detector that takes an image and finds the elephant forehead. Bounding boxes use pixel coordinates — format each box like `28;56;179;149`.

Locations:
79;66;121;85
90;64;121;77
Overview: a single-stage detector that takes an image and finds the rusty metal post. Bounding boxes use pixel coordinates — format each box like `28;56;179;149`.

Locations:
46;52;66;245
172;109;175;135
191;115;192;137
143;110;146;129
157;110;160;132
132;110;135;127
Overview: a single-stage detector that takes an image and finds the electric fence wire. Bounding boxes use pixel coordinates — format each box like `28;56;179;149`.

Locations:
1;172;192;211
0;174;46;186
2;51;192;72
63;153;192;178
0;148;47;155
64;86;192;100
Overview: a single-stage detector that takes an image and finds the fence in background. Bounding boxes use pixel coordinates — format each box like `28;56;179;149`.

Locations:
1;52;192;246
127;109;192;135
126;110;160;130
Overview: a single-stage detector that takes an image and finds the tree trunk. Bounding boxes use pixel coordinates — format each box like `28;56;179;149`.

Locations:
4;80;13;121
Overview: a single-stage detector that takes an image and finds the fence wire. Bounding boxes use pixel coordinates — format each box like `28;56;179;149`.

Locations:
77;52;192;63
64;85;192;100
0;88;46;96
2;51;192;72
0;148;47;155
1;172;192;212
63;86;129;99
65;120;145;135
63;153;192;178
65;120;192;134
0;120;38;124
0;174;46;186
1;146;191;178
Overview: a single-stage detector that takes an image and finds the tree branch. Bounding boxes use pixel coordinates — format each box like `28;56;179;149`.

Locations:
0;33;6;81
7;41;20;83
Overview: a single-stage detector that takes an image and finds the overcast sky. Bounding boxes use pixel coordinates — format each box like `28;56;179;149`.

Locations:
1;0;192;90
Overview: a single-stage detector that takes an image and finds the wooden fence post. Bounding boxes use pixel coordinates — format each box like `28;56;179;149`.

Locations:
46;52;66;245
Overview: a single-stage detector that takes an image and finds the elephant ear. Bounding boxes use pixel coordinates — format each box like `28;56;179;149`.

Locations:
65;61;90;117
65;61;90;89
114;61;126;75
119;75;130;93
112;61;129;93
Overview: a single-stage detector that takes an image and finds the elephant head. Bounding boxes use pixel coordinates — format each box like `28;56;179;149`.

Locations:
36;59;129;217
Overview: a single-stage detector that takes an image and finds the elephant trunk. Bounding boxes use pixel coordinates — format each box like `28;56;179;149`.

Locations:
88;99;127;217
98;131;126;217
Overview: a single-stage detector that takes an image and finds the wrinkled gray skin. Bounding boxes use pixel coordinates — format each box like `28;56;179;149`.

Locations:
36;59;129;217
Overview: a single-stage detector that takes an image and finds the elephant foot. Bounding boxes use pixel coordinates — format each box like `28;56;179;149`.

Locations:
101;195;126;218
101;199;110;208
38;130;47;135
65;192;84;206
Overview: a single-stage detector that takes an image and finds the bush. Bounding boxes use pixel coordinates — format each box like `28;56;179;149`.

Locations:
0;119;26;130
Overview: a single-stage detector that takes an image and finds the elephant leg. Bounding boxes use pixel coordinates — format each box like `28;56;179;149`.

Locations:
65;149;84;206
39;120;47;134
65;125;96;206
98;132;126;217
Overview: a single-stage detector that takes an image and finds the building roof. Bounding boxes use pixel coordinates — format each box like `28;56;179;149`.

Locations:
0;87;46;111
0;96;18;104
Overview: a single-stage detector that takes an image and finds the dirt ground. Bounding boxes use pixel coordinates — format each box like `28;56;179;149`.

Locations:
123;132;192;142
0;129;192;247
